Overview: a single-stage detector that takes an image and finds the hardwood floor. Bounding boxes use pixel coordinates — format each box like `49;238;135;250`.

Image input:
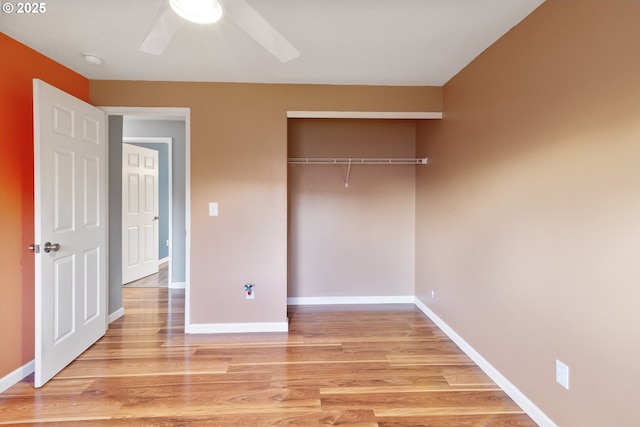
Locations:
123;262;169;288
0;289;537;426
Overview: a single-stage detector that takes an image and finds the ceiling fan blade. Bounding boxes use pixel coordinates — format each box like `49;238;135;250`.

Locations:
139;3;184;55
219;0;300;63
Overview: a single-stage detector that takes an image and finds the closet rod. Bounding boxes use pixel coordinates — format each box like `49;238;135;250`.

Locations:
288;157;428;165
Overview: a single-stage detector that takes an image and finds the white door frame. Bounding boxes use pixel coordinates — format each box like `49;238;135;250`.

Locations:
123;137;173;286
101;107;191;331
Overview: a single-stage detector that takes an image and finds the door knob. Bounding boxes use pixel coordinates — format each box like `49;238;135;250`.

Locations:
43;242;61;253
28;244;40;253
154;216;160;220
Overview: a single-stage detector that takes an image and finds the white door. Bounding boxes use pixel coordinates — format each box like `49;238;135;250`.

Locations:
33;79;107;388
122;143;159;284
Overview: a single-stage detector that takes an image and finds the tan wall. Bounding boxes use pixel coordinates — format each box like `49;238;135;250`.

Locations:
288;119;417;298
415;1;640;426
90;82;441;325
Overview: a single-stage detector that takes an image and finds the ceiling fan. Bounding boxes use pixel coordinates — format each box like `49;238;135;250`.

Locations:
139;0;300;62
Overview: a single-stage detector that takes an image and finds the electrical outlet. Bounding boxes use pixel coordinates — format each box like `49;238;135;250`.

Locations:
244;284;254;300
556;359;570;390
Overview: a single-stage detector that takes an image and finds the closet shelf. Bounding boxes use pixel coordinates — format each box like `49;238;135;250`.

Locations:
287;157;428;165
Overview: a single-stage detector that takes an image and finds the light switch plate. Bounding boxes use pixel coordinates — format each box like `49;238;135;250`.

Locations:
209;202;218;217
556;359;570;390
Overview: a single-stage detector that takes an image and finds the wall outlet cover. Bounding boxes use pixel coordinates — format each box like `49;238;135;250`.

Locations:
244;283;254;300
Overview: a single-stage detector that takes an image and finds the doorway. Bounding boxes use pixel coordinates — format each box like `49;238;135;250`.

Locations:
122;138;170;288
102;107;191;328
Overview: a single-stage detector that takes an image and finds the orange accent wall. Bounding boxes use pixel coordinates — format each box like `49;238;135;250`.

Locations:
0;33;89;379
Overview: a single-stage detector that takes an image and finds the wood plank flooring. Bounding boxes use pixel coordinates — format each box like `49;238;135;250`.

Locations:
123;262;168;288
0;289;537;426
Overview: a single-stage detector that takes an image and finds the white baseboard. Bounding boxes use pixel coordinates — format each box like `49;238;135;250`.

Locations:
169;281;186;289
159;257;169;264
0;360;34;393
287;295;415;305
108;307;125;323
186;321;289;334
413;297;557;427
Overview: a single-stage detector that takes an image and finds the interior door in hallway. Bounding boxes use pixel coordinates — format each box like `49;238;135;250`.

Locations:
122;143;159;284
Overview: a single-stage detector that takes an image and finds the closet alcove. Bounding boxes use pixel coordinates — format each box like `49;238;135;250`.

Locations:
287;115;431;302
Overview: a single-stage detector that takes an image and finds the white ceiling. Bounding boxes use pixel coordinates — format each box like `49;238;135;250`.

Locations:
1;0;545;86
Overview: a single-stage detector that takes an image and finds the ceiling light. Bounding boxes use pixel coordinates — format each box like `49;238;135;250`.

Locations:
169;0;223;24
82;53;103;66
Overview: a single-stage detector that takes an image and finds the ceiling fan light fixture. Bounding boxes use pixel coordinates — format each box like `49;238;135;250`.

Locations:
169;0;223;24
